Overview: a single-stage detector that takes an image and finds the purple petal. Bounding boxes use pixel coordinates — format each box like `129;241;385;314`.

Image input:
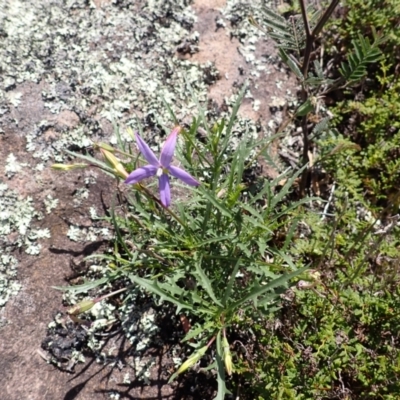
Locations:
160;127;179;167
125;165;157;185
168;165;200;186
135;132;159;167
158;173;171;207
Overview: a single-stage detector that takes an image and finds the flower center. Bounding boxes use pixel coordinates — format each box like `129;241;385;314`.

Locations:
156;167;164;177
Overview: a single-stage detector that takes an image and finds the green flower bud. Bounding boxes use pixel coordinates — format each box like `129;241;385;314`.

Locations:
67;299;96;315
177;345;208;375
95;142;115;152
222;336;233;376
100;148;128;179
51;163;87;171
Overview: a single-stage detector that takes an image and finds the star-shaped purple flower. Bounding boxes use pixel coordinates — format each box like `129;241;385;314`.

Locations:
125;127;200;207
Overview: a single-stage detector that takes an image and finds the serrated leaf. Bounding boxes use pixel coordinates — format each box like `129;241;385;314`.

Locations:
270;166;306;209
233;266;308;308
183;321;214;342
340;33;385;82
194;256;223;307
311;117;330;138
129;275;200;313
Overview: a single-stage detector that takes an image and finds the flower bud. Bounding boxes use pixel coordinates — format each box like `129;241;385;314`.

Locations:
177;345;208;375
51;163;87;171
95;142;116;152
100;148;128;179
67;299;96;315
222;336;233;376
126;127;135;141
295;99;314;117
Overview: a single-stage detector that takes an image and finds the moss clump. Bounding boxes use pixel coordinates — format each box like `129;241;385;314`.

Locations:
322;0;400;208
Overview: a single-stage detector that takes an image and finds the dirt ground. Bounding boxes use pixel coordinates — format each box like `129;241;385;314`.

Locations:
0;1;297;399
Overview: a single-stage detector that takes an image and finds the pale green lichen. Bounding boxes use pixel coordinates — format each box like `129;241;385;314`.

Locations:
222;0;296;116
0;0;212;164
44;195;59;214
5;153;23;178
120;296;160;365
0;182;48;306
67;225;111;242
132;356;156;385
108;392;121;400
5;91;22;108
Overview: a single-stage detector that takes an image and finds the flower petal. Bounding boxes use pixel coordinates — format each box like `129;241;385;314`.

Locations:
160;127;179;167
135;132;159;166
168;165;200;186
125;165;157;185
158;173;171;207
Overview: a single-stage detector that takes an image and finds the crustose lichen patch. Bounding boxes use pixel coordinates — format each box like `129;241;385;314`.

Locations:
0;182;50;306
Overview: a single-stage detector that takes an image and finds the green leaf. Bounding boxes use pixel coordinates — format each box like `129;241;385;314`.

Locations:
295;99;314;117
213;331;231;400
197;186;233;218
279;48;303;80
224;83;248;141
233;266;308;308
222;259;241;306
270;166;306;209
195;255;223;307
129;275;198;313
195;234;236;247
110;200;133;259
340;32;385;82
183;321;215;342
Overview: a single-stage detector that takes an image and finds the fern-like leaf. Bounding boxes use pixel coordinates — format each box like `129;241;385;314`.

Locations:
310;117;330;139
258;2;322;56
340;30;385;82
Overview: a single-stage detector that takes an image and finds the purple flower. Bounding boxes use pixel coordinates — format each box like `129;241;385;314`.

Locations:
125;127;200;207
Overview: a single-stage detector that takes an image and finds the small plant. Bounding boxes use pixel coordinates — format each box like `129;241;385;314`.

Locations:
252;0;384;195
52;86;317;398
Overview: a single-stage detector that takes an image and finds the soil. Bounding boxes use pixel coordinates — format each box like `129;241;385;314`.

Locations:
0;1;298;399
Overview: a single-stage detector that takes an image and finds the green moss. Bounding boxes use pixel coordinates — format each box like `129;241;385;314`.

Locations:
322;0;400;207
242;283;400;399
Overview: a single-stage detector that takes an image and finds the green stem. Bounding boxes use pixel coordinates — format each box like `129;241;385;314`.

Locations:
95;285;132;303
137;183;192;237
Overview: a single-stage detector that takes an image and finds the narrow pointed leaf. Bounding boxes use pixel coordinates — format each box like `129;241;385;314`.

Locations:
129;275;195;312
195;257;223;307
197;187;232;218
222;259;241;306
233;266;308;308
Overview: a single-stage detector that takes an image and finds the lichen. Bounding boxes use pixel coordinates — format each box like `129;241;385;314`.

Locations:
5;153;25;178
0;182;48;306
66;224;110;242
44;194;59;214
0;0;213;163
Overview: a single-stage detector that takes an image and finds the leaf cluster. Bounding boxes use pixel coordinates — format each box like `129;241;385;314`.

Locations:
242;279;400;400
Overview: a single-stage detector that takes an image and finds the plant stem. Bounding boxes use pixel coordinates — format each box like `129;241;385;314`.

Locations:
298;0;340;195
138;183;187;228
